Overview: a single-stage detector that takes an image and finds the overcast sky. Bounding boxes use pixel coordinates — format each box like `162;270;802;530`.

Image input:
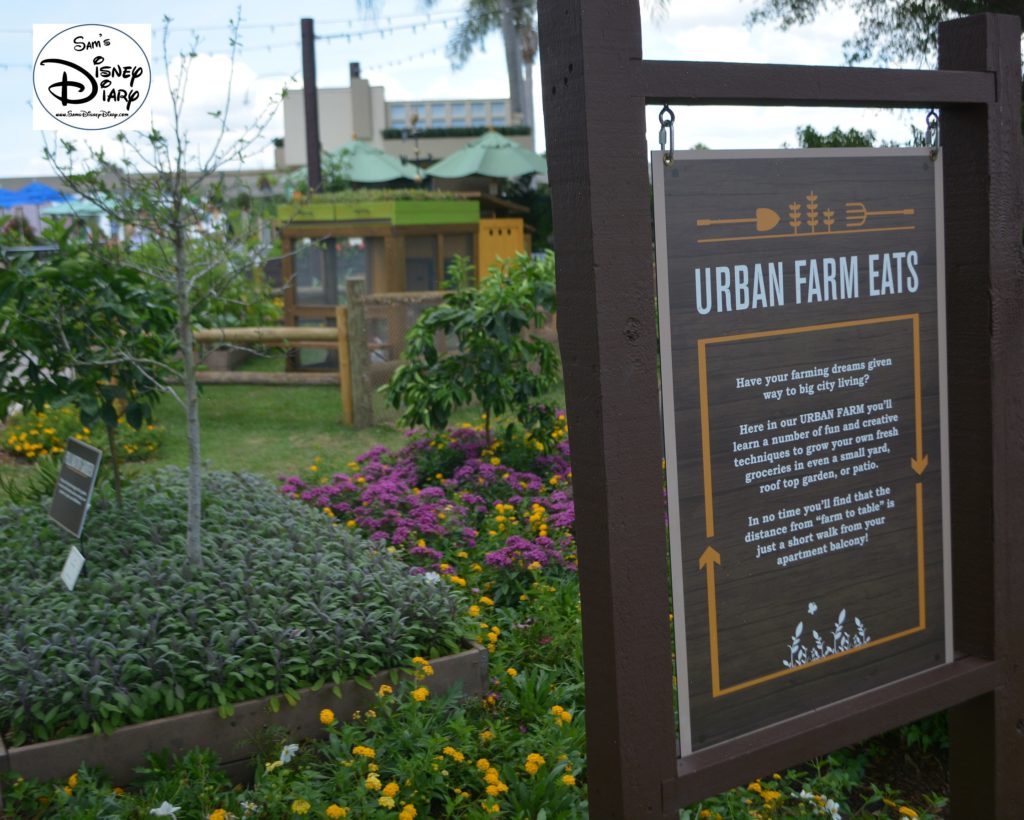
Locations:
3;1;930;181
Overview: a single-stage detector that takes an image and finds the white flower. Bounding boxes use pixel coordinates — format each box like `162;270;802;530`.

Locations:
807;601;818;615
422;571;441;584
279;743;299;764
150;802;181;817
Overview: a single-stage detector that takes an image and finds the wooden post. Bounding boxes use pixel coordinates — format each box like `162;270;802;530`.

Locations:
300;18;322;193
938;14;1024;818
346;278;373;428
538;1;678;816
335;306;354;426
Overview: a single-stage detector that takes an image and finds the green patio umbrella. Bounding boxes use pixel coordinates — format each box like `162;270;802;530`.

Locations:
329;140;423;184
425;130;547;179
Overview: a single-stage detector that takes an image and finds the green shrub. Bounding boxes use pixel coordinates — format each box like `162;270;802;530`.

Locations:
0;468;463;746
384;251;560;441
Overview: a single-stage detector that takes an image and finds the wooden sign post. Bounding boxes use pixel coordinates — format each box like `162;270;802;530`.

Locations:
538;3;1023;817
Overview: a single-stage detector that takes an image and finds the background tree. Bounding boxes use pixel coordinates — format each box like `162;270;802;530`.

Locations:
748;0;1024;64
385;252;559;443
44;15;281;569
360;1;669;136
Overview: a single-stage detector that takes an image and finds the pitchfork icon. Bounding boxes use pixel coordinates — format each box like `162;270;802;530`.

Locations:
845;202;915;228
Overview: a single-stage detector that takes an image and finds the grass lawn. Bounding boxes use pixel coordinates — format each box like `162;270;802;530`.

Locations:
150;384;409;479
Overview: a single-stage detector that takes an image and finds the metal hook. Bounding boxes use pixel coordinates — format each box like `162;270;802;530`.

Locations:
925;109;940;161
658;104;675;166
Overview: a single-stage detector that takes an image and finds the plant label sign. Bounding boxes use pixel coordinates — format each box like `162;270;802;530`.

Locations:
653;149;952;753
49;437;103;539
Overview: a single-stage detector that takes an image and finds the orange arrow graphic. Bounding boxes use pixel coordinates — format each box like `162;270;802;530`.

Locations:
916;481;926;628
911;314;929;475
699;546;722;696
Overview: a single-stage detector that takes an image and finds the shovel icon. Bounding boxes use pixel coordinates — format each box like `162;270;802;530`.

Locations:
845;202;915;228
697;208;781;232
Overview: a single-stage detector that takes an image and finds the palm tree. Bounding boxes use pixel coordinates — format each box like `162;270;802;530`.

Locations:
360;1;669;144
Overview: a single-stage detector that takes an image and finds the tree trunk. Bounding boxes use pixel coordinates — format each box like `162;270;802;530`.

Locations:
105;423;123;508
175;234;203;570
499;0;526;125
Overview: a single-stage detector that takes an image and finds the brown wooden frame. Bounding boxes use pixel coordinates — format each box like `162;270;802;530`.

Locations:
537;4;1023;817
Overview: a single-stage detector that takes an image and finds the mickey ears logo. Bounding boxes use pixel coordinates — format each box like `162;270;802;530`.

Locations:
33;24;152;131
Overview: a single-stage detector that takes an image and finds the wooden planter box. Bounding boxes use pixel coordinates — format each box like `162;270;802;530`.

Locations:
0;644;487;793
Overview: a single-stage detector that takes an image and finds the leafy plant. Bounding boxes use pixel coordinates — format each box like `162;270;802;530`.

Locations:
0;468;462;747
0;227;178;504
384;251;559;441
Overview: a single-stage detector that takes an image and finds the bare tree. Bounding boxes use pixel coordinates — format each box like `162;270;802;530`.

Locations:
45;14;282;570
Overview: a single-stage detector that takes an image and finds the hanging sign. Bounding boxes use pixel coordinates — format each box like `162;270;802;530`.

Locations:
653;149;952;753
49;437;103;539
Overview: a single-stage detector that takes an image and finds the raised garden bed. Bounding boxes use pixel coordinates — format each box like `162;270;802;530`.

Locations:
0;642;486;788
1;469;466;759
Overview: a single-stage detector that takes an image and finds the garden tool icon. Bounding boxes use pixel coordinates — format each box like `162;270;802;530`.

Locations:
844;202;915;228
696;207;781;232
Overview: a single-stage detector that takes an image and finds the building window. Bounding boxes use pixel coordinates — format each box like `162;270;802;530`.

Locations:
390;103;406;128
471;102;486;116
431;103;447;123
451;102;465;118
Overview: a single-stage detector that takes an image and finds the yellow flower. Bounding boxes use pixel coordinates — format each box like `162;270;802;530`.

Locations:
479;596;495;606
383;782;400;797
325;806;349;819
442;746;465;762
377;684;393;697
524;753;546;775
63;786;73;796
411;687;430;702
527;561;542;571
209;810;228;820
112;787;125;796
67;773;78;788
561;774;576;786
476;758;491;771
319;708;335;725
265;760;284;772
378;795;396;809
898;809;919;818
480;729;495;742
365;772;382;791
291;799;311;815
352;745;375;758
506;667;518;677
399;805;417;820
469;605;481;617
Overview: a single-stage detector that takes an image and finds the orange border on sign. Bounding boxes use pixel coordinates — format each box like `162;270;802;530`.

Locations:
696;315;928;697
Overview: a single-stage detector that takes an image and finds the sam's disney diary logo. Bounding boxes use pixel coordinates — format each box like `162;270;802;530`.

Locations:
33;24;151;131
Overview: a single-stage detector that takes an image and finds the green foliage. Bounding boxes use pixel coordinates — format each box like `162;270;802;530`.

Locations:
385;252;560;438
0;468;462;747
797;124;878;148
501;176;553;250
748;0;1021;64
0;228;177;434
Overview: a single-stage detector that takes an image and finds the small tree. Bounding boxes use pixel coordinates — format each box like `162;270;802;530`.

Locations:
385;251;560;443
43;15;281;568
0;227;178;504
